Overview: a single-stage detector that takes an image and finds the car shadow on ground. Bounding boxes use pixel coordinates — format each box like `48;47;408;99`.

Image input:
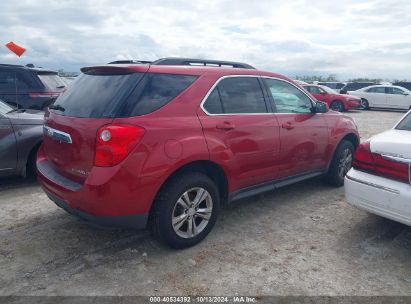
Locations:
0;175;38;191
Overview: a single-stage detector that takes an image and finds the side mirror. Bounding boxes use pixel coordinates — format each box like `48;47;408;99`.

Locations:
320;91;326;94
314;101;328;113
403;93;409;96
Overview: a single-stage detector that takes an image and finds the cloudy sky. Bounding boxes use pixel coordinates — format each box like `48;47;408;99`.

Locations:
1;0;411;80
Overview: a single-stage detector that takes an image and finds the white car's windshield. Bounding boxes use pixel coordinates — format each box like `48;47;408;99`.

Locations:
396;112;411;131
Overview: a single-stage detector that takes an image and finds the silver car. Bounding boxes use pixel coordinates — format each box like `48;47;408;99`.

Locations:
0;100;43;177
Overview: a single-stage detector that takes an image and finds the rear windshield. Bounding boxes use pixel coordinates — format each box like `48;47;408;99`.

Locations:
37;73;67;90
396;112;411;131
51;72;197;118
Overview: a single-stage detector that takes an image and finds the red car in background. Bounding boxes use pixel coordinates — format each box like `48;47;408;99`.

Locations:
303;84;361;111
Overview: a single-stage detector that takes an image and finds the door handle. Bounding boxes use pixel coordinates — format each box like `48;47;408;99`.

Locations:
216;121;235;130
281;122;294;130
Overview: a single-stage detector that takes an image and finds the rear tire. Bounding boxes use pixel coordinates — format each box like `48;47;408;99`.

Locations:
150;172;220;249
361;98;369;110
330;100;345;112
325;140;355;187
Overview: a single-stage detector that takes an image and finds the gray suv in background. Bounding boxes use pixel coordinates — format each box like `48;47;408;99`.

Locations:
0;100;43;177
0;64;66;110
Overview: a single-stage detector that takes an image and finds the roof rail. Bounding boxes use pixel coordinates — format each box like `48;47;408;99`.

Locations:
151;57;255;69
108;60;152;64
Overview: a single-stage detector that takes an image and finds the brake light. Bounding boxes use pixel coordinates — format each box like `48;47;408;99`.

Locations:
29;92;61;98
353;142;410;183
95;124;145;167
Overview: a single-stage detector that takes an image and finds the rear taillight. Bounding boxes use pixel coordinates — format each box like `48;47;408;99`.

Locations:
353;141;410;184
95;124;145;167
29;92;61;98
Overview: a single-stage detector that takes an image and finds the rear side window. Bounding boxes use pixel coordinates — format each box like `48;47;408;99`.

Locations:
203;77;267;114
37;73;66;90
52;73;144;118
396;112;411;131
117;73;198;117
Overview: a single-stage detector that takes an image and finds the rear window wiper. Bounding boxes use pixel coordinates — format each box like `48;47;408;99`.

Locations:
56;85;66;89
49;104;65;112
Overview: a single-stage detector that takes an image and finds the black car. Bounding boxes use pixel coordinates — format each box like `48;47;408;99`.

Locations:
393;82;411;91
0;64;66;110
339;82;376;94
0;99;43;177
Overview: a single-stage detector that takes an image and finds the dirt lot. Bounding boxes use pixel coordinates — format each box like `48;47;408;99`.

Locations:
0;109;410;296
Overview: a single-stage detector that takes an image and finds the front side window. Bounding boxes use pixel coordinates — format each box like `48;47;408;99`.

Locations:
304;86;322;94
367;87;386;93
264;78;313;113
203;77;267;114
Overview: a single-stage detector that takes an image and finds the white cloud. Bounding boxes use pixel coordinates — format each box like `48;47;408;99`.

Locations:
1;0;410;80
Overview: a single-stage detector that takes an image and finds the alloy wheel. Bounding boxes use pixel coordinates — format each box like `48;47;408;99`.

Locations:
172;187;213;239
338;148;353;178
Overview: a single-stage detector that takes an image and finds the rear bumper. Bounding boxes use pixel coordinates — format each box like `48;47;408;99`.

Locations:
345;168;411;226
36;144;159;228
45;188;148;229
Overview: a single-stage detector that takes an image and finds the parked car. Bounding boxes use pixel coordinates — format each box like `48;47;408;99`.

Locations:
0;64;66;110
37;58;359;248
0;99;43;177
345;110;411;226
302;84;361;111
348;85;411;110
317;82;346;92
339;82;376;94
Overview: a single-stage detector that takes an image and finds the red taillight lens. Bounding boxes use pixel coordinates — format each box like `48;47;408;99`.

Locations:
95;124;145;167
353;141;410;184
352;141;374;171
29;92;61;98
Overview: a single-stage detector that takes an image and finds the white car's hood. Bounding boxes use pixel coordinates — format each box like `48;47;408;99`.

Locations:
370;129;411;159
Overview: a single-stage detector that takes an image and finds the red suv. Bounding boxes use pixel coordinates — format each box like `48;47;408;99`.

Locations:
37;58;359;248
303;84;361;111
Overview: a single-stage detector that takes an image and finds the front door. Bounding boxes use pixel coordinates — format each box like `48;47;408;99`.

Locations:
263;78;329;178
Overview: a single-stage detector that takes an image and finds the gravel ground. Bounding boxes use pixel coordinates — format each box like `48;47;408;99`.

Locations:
0;109;410;296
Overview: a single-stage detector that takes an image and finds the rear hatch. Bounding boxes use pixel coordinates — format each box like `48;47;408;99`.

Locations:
43;64;198;183
43;65;148;183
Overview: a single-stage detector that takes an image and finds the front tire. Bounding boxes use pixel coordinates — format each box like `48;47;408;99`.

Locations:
325;140;355;187
150;172;220;249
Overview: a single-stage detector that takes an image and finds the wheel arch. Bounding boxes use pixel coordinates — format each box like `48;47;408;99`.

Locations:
149;160;229;215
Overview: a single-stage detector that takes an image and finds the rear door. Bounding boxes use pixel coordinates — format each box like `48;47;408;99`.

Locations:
0;67;17;106
198;76;281;190
263;77;329;178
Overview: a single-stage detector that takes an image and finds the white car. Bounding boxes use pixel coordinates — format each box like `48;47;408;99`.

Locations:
345;110;411;226
348;85;411;110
